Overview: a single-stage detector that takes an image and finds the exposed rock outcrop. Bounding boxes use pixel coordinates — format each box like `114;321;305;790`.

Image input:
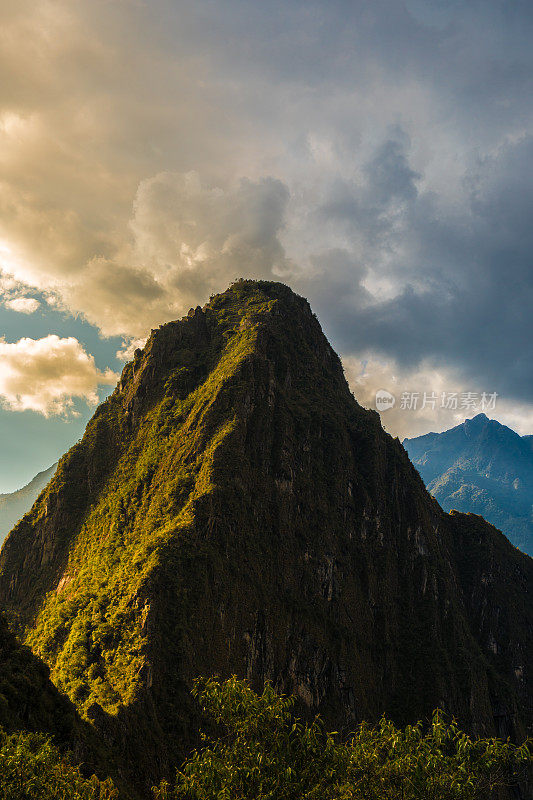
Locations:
0;281;530;796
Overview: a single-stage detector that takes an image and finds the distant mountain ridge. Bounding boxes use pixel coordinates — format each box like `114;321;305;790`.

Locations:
404;414;533;555
0;464;57;548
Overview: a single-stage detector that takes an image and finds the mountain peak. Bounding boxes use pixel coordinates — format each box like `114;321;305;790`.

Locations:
405;414;533;555
0;280;531;795
115;279;343;432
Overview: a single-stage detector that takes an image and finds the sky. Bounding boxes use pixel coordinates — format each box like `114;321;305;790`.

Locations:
0;0;532;491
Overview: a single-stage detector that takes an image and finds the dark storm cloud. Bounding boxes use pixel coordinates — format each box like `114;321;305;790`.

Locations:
302;132;533;403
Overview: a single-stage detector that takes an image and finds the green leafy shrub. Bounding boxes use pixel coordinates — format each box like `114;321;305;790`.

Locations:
154;676;531;800
0;728;117;799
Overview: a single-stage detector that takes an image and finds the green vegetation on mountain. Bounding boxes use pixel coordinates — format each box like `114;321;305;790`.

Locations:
0;610;120;795
11;285;279;717
0;280;531;797
0;730;117;799
154;677;531;800
0;611;74;741
0;676;528;800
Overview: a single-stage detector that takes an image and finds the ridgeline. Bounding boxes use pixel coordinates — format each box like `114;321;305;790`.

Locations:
0;281;531;796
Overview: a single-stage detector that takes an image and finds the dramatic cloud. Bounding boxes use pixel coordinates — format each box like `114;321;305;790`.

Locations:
0;336;117;416
300;130;533;409
54;172;291;337
0;0;532;435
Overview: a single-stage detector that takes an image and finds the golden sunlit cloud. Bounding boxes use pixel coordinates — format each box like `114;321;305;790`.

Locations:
0;335;117;416
0;0;530;438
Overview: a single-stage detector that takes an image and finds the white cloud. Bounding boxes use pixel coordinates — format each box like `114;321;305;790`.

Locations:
0;335;118;416
1;269;41;314
5;296;40;314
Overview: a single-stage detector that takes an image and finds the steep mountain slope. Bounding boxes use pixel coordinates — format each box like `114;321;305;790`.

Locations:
0;281;531;796
0;463;57;547
0;610;116;787
0;610;78;742
404;414;533;555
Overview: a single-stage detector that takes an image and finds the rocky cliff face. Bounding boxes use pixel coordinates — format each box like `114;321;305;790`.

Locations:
0;281;531;796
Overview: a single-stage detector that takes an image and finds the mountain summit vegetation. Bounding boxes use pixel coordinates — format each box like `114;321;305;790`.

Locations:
0;281;531;797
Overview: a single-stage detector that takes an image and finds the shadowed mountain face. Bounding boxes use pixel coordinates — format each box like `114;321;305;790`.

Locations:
0;281;531;797
404;415;533;556
0;609;117;787
0;464;57;548
0;610;77;741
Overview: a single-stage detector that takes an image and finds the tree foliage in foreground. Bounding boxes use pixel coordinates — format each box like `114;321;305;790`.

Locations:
154;676;532;800
0;729;117;800
0;678;530;799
